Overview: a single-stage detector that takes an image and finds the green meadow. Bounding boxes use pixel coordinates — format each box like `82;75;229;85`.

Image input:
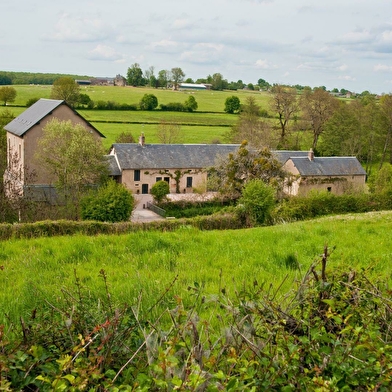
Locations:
1;211;392;328
4;85;274;146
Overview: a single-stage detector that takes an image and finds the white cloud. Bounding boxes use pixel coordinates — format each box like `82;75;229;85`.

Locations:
48;13;113;42
88;45;126;62
374;64;392;72
150;39;180;54
172;18;194;30
255;59;277;70
338;75;356;81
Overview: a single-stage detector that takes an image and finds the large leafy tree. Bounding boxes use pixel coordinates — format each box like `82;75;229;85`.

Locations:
209;141;286;199
0;86;17;106
378;94;392;168
50;77;80;107
36;119;108;217
269;85;298;148
158;69;171;88
127;63;144;87
300;88;339;151
171;67;185;90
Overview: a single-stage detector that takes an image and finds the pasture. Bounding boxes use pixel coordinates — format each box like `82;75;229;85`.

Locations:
1;211;391;328
3;85;275;146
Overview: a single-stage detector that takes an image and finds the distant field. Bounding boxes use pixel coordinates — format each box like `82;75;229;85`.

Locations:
1;211;392;326
10;85;271;113
97;123;231;149
4;85;275;146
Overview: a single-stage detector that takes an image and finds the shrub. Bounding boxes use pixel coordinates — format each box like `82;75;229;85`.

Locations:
224;95;241;113
184;95;198;112
139;93;158;110
150;180;169;203
238;179;276;225
159;102;185;112
81;180;134;222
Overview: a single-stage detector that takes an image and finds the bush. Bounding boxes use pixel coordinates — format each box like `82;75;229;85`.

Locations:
238;179;276;225
224;95;241;113
150;180;169;203
159;102;185;111
81;180;134;222
139;93;158;110
184;95;198;112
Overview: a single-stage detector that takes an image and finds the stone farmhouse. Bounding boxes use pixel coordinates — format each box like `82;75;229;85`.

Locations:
283;149;367;196
4;99;105;199
3;99;367;199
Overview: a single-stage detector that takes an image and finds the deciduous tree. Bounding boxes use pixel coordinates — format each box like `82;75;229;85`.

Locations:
209;141;286;199
139;94;158;110
158;69;171;88
36;119;108;218
270;85;298;148
0;86;17;106
300;88;339;151
50;77;80;107
127;63;144;87
224;96;241;114
184;95;198;112
171;67;185;90
227;96;272;147
379;94;392;168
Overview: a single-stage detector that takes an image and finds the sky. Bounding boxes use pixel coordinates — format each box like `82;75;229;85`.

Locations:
2;0;392;94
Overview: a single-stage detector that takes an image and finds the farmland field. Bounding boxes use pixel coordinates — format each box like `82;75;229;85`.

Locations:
1;211;392;328
3;85;275;146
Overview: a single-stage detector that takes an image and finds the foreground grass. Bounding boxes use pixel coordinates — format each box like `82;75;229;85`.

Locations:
1;211;391;327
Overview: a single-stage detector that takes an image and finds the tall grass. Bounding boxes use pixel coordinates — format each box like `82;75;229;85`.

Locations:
1;211;392;328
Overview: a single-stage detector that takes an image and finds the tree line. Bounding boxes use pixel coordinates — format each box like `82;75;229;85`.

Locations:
1;67;359;96
226;86;392;173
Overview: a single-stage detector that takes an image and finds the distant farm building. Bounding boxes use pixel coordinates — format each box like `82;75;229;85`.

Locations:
179;83;209;91
90;77;115;86
75;80;91;86
114;74;127;86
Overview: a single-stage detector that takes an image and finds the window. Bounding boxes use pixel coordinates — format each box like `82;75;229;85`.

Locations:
134;169;140;181
164;177;170;183
327;187;332;192
186;176;193;188
156;177;162;182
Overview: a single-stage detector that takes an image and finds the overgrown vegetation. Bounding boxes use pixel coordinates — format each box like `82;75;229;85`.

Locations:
1;243;392;390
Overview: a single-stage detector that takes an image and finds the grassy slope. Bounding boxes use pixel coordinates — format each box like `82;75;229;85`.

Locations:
1;211;391;325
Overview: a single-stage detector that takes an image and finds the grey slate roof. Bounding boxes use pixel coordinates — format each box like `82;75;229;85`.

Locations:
105;155;122;176
111;143;242;170
289;157;367;177
273;150;309;163
110;144;312;172
4;98;105;137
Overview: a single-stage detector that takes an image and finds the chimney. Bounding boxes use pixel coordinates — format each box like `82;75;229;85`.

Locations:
308;148;314;161
139;132;145;146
